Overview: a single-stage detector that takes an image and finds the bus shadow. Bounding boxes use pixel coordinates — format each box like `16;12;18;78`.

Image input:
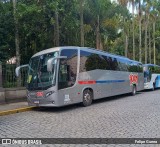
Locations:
34;103;82;113
34;92;143;113
92;91;142;105
142;87;160;93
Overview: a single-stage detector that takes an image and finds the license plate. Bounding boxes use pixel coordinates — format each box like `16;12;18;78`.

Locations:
34;101;39;104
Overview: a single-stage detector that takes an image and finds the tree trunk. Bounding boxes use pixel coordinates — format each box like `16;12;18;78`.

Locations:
132;0;135;60
53;22;56;45
148;24;151;63
144;12;148;64
100;37;103;50
80;0;84;47
138;0;142;62
55;9;59;46
125;33;128;57
13;0;21;87
96;15;100;49
153;22;156;64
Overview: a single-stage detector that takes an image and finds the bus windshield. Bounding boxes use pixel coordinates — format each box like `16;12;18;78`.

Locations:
27;52;58;90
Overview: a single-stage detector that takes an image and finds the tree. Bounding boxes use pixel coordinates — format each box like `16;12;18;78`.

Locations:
138;0;142;62
80;0;84;46
129;0;136;60
1;0;160;67
13;0;21;86
0;1;14;62
141;0;150;63
117;0;130;57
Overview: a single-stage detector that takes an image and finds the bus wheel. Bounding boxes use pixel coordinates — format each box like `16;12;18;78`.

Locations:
131;85;136;96
82;89;93;107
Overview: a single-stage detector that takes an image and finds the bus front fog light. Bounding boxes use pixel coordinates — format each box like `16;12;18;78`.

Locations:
46;91;54;97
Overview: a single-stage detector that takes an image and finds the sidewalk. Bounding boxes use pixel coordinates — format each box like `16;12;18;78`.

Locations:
0;102;35;116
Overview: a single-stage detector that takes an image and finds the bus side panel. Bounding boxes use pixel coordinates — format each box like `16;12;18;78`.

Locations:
137;73;144;91
57;85;83;106
57;70;144;106
79;70;144;99
155;75;160;88
79;70;130;99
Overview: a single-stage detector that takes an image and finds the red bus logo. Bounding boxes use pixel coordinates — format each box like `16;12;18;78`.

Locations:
36;92;44;97
129;74;138;85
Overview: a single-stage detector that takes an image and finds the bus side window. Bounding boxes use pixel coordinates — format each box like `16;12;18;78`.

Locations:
58;49;78;90
59;64;68;82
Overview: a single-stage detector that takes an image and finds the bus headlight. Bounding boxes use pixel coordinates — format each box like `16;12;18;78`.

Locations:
45;91;54;97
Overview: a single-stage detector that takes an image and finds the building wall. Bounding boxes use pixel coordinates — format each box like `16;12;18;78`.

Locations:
0;87;27;104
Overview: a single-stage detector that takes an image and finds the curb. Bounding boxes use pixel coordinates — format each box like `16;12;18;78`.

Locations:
0;107;36;116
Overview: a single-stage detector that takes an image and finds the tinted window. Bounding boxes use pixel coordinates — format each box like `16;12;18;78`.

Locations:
138;64;143;72
110;57;119;70
118;59;128;71
80;51;95;72
58;49;78;89
80;50;143;72
129;62;143;72
80;51;109;72
149;66;160;74
102;56;111;70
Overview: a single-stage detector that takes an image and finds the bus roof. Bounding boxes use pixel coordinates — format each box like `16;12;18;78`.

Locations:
32;46;141;64
144;64;160;67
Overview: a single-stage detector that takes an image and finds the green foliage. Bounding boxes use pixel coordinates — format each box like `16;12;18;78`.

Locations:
0;0;160;65
0;1;14;62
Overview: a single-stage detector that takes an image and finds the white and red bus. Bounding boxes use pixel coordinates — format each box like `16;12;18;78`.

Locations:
16;46;144;107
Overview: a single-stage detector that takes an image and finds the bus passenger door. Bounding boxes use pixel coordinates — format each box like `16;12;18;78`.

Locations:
58;49;78;105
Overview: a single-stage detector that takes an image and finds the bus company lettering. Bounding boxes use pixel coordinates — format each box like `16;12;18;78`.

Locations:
129;74;138;85
36;92;44;97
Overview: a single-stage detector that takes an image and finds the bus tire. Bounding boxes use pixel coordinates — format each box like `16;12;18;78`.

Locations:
131;85;136;96
82;89;93;107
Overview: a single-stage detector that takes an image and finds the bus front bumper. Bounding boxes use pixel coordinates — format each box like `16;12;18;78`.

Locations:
27;94;62;107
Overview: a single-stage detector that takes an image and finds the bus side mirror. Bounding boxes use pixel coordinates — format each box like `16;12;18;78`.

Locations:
15;64;29;77
15;66;21;77
47;56;67;72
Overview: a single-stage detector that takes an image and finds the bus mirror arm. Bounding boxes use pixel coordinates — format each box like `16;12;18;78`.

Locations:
15;64;29;77
47;56;67;72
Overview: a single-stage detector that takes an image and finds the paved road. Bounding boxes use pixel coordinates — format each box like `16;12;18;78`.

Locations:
1;90;160;147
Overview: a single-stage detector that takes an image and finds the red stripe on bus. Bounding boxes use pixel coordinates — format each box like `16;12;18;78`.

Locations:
78;80;96;85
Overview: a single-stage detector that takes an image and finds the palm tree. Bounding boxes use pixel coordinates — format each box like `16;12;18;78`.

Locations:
138;0;142;62
153;20;156;64
87;0;111;50
149;8;157;64
132;0;135;60
80;0;84;47
129;0;136;60
55;8;59;46
117;0;129;57
148;22;151;63
151;0;159;64
142;0;150;64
